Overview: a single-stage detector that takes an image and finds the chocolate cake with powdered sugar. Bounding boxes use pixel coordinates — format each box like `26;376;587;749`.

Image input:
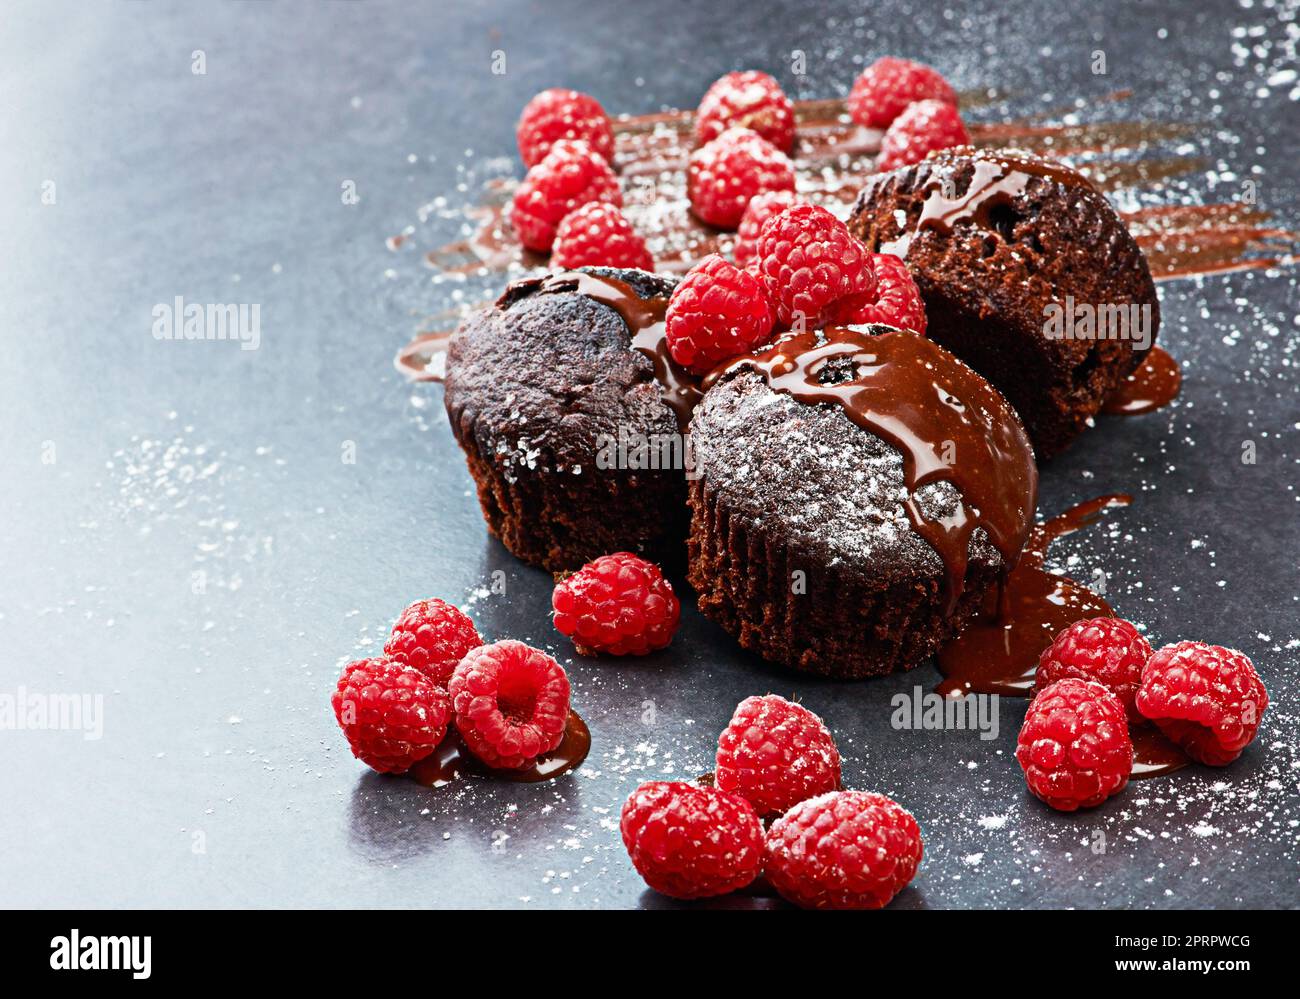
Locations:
687;325;1038;678
444;267;692;572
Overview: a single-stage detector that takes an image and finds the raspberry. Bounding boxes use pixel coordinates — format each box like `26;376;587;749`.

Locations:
664;254;776;373
1135;642;1268;766
620;781;764;899
694;71;796;153
733;189;799;267
824;252;927;333
331;657;451;774
847;57;958;129
1036;617;1153;724
448;640;571;770
516;88;615;168
383;598;483;688
1016;678;1132;811
511;140;622;253
551;552;681;655
876;99;970;172
715;694;841;817
764;791;923;909
551;203;653;271
754;203;877;328
687;127;795;231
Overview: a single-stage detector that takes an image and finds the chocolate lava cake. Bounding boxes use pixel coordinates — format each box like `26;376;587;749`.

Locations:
847;147;1160;458
687;325;1038;679
444;267;695;572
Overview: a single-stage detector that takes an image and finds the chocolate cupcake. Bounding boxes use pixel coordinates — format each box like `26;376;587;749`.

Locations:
687;325;1038;679
847;147;1159;459
444;267;700;572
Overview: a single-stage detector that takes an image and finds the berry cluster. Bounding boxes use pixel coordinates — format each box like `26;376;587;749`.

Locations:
847;57;968;170
1018;617;1269;810
621;694;922;908
510;91;654;264
663;203;930;371
506;62;967;348
331;598;575;776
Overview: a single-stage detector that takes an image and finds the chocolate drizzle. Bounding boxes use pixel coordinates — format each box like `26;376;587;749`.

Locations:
1102;345;1182;416
394;330;452;382
407;710;591;787
1129;726;1191;780
539;270;702;431
411;89;1297;287
881;150;1087;256
709;327;1038;612
936;494;1130;697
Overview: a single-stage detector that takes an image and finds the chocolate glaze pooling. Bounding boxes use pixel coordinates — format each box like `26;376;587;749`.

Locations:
935;493;1191;779
539;270;701;431
936;494;1128;697
408;710;591;787
708;326;1039;613
1130;726;1191;780
881;148;1088;257
1102;345;1182;415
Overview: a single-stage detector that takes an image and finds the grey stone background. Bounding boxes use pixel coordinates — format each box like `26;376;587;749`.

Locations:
1;0;1297;908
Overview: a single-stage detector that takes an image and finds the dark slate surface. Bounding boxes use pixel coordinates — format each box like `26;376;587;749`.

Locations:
2;0;1297;908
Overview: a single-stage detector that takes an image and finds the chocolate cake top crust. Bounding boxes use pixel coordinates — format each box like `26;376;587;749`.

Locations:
693;326;1038;607
847;146;1160;459
444;267;681;477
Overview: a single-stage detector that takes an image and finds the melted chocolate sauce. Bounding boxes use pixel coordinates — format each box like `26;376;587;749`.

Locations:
415;90;1295;287
1130;726;1191;780
394;330;452;382
935;494;1130;698
882;151;1086;256
407;710;591;787
709;327;1039;613
540;270;702;431
1102;345;1182;415
1127;202;1297;279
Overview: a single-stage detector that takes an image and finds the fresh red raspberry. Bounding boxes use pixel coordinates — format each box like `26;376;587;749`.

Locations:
753;203;877;328
511;140;622;253
876;99;970;172
331;657;451;774
764;791;923;909
1016;678;1132;811
448;640;571;770
715;694;841;817
664;254;775;373
551;552;681;655
687;127;795;231
694;70;796;153
847;57;958;129
1136;642;1269;765
516;88;615;168
733;189;800;267
1036;617;1153;724
383;598;483;688
551;203;653;271
824;252;928;333
620;781;764;899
